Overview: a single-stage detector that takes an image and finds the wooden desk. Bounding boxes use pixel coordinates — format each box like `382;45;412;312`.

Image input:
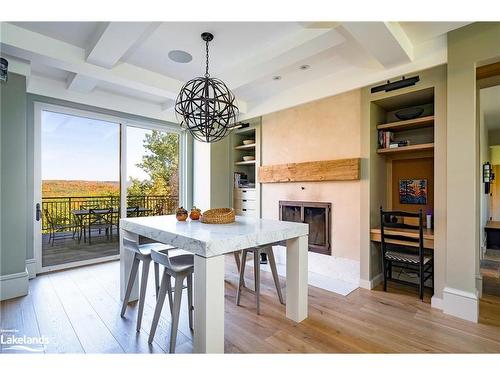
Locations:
370;227;434;249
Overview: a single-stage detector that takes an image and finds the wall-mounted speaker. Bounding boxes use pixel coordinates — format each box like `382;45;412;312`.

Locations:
0;58;8;82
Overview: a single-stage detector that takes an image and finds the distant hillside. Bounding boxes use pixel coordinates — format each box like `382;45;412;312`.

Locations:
42;180;119;197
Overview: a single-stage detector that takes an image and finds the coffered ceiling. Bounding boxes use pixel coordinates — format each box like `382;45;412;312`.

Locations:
1;21;470;122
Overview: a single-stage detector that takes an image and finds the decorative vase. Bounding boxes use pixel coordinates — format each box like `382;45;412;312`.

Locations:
176;207;188;221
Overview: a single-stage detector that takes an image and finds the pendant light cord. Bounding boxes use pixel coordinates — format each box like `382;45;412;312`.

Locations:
205;39;210;78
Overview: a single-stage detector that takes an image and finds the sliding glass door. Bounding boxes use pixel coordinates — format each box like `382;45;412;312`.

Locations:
38;109;121;269
126;126;180;218
34;104;184;273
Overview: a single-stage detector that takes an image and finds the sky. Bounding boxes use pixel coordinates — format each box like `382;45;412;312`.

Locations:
41;110;162;183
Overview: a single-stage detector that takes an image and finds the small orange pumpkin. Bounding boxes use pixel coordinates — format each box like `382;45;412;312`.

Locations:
189;206;202;220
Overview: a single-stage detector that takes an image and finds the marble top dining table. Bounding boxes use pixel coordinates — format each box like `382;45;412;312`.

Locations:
119;215;309;353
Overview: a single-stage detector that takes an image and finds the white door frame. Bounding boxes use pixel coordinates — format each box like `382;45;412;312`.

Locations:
33;102;186;274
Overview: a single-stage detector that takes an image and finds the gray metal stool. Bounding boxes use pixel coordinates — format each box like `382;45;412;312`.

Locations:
120;238;175;332
148;248;194;353
236;245;284;314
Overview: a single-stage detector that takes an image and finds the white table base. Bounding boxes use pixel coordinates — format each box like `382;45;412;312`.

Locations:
119;227;309;353
286;235;309;321
193;254;225;353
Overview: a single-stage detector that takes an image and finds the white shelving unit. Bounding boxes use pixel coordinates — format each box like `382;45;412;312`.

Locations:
230;119;261;218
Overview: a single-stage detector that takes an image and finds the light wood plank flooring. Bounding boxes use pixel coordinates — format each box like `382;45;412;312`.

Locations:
1;258;500;353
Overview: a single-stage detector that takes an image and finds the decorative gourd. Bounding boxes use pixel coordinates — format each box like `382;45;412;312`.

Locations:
189;206;202;220
176;207;188;221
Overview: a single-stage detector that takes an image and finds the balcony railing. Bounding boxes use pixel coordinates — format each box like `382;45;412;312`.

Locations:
41;195;179;232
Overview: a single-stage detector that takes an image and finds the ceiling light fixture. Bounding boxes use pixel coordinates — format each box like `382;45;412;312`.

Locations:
175;32;239;143
168;50;193;63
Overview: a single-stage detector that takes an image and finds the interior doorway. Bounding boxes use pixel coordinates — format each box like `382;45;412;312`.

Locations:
478;66;500;315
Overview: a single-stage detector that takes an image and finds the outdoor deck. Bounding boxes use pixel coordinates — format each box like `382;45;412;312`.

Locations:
42;230;120;267
41;194;177;267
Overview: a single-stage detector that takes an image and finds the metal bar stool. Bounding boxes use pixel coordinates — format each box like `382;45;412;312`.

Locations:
148;248;194;353
236;245;284;314
120;238;175;332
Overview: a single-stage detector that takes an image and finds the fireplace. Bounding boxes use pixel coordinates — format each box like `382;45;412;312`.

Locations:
279;200;331;255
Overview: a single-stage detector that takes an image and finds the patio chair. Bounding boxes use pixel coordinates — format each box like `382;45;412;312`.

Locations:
154;202;165;216
87;208;113;245
44;208;76;246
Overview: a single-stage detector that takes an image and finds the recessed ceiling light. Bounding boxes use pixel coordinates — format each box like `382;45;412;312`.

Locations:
272;75;282;81
299;64;310;70
168;50;193;63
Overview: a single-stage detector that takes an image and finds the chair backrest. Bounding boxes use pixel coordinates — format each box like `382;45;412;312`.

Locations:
151;248;174;269
89;208;113;225
154;202;164;216
122;237;142;255
380;207;424;258
44;208;55;227
81;204;99;210
127;206;140;217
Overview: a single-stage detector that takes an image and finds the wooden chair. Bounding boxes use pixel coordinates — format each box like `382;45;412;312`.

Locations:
236;245;284;314
380;207;434;300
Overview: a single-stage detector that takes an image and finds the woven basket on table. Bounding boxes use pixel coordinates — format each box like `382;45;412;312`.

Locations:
201;208;235;224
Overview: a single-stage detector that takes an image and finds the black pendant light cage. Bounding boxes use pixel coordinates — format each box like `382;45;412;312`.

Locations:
175;32;239;143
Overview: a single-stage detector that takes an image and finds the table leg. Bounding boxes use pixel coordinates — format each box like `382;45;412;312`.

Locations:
193;254;225;353
120;229;139;302
286;235;308;322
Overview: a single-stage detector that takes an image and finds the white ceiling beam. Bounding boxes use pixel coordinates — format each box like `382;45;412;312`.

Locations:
86;22;152;69
225;28;346;90
0;23;181;99
67;22;154;94
66;72;99;93
161;99;175;111
28;74;178;123
342;22;414;68
1;23;249;114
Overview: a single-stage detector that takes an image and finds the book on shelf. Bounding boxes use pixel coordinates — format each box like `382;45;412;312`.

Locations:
378;130;394;149
234;172;252;188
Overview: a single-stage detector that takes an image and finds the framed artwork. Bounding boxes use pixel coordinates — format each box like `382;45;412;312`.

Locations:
399;179;427;205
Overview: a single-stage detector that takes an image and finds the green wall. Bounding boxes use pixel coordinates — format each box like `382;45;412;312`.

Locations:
1;73;28;277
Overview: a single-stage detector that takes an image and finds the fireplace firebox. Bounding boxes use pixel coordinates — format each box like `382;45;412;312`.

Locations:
279;200;331;255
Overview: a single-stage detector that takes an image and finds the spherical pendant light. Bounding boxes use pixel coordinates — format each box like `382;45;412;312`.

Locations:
175;32;239;143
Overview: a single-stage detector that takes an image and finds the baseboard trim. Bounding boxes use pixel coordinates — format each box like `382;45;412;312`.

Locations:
359;273;383;290
0;269;29;301
26;258;36;279
431;296;443;310
443;286;479;323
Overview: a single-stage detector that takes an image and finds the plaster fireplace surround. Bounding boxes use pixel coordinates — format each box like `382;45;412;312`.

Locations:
259;89;363;296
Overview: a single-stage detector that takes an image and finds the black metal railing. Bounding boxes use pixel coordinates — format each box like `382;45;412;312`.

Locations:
41;195;179;232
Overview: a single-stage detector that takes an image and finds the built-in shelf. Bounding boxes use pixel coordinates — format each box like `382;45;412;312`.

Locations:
377;115;434;132
235;160;256;165
377;142;435;155
234;143;256;150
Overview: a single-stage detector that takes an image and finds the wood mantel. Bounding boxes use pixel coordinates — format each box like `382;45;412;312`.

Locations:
258;158;360;183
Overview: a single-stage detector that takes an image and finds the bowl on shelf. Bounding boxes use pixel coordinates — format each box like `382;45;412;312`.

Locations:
395;107;424;120
242;139;255;145
242;156;255;162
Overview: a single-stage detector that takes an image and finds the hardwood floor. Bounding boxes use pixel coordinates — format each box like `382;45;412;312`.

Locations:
1;257;500;354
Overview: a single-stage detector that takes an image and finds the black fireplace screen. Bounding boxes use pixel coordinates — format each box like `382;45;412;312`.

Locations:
279;201;331;255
